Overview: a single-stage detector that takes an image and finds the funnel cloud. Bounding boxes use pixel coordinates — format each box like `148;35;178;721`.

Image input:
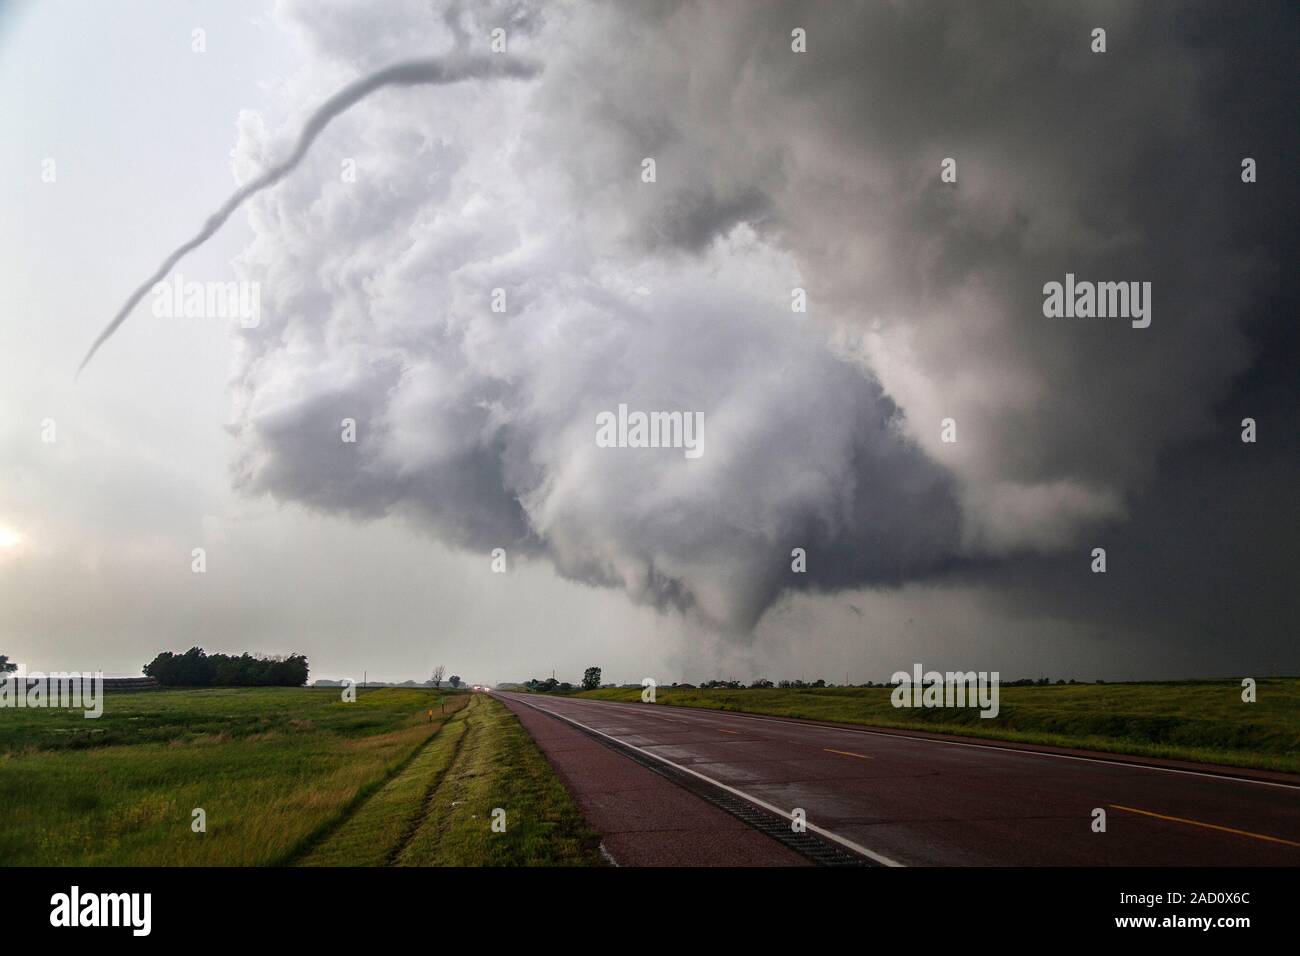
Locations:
78;53;539;375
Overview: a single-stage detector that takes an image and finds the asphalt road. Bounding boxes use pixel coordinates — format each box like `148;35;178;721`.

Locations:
496;691;1300;866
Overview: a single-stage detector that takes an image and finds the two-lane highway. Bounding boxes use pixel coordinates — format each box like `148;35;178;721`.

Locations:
496;692;1300;866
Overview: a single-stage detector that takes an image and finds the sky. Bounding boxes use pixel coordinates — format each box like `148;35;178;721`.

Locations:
1;0;1296;685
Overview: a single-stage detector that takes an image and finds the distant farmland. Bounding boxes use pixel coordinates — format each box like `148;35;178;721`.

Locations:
576;679;1300;774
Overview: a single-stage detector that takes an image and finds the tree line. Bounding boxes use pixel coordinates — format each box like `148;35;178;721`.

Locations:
143;647;309;687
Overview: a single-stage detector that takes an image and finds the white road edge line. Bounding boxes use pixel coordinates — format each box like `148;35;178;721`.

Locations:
544;694;1300;792
497;692;905;868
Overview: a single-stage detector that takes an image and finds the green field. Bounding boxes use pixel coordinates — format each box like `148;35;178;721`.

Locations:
298;694;600;866
576;679;1300;774
0;686;600;866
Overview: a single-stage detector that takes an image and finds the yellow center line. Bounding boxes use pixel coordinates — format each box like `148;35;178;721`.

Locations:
825;748;874;760
1110;804;1300;849
719;729;739;734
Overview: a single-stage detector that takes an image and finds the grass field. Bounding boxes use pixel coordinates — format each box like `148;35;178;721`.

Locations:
388;694;600;866
295;700;473;866
296;694;600;866
0;686;600;866
575;679;1300;774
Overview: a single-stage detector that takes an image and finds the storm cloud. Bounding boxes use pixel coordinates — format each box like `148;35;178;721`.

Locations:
216;0;1294;638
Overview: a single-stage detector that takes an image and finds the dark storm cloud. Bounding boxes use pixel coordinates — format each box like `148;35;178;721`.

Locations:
925;1;1300;668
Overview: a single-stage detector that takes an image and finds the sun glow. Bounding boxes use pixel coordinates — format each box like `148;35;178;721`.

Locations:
0;527;24;550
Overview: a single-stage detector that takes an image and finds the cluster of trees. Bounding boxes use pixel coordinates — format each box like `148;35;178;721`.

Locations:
520;667;601;694
143;647;309;687
0;654;16;674
524;677;572;693
517;673;835;693
1001;677;1093;686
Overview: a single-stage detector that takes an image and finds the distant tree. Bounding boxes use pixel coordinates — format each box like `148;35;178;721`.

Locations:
448;675;462;689
431;665;445;689
582;667;602;691
0;654;16;674
750;678;773;689
523;676;564;693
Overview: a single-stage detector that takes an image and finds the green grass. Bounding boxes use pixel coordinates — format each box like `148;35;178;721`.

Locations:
0;686;468;865
394;694;602;866
0;686;600;866
294;704;472;866
0;685;440;754
575;679;1300;774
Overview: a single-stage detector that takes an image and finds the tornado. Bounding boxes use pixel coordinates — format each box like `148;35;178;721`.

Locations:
77;53;540;375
